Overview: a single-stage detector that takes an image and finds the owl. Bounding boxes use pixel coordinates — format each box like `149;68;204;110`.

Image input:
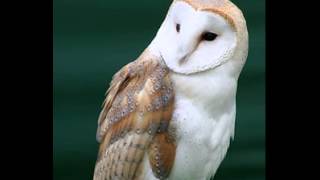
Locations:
93;0;248;180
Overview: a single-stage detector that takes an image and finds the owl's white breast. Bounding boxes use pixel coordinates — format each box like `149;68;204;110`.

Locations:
168;64;238;180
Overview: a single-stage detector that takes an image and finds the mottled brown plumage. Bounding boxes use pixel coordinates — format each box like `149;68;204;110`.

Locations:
148;133;176;179
93;50;176;180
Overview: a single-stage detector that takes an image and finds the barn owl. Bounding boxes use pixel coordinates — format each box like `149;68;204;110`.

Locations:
93;0;248;180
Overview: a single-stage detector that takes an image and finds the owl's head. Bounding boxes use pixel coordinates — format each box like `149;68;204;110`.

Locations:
151;0;248;76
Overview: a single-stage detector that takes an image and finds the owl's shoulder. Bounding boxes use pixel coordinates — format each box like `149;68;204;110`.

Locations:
96;52;173;142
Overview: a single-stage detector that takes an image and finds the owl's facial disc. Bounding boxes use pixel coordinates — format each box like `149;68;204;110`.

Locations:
153;1;237;75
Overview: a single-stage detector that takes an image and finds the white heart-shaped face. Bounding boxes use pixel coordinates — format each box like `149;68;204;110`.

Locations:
153;1;237;75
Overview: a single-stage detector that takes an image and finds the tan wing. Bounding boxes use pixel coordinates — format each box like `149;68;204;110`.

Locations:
93;52;176;180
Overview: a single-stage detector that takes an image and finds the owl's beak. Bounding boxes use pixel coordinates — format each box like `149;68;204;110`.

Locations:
178;53;191;65
177;39;200;65
178;44;199;65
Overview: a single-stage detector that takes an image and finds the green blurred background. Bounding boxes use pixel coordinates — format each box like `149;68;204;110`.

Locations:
53;0;265;180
